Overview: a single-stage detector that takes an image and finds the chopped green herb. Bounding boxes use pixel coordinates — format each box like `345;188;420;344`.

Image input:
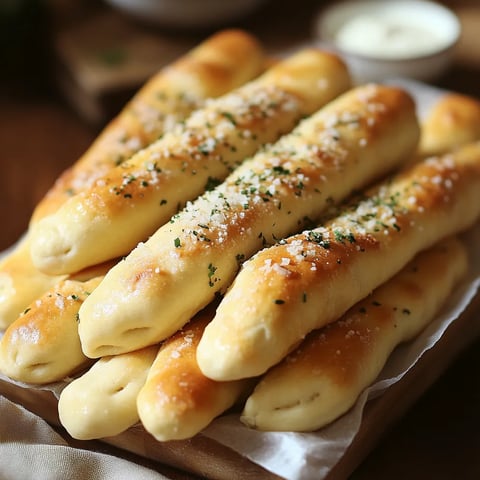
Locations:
208;263;217;287
307;231;330;249
147;162;162;173
221;111;237;125
124;174;136;185
235;253;245;264
272;165;290;175
205;176;221;191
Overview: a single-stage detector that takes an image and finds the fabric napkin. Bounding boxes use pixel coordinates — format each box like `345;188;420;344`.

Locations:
0;394;169;480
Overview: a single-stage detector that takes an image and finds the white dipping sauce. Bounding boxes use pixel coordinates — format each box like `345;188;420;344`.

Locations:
334;13;451;59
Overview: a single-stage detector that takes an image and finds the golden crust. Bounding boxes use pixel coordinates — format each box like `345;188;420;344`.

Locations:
137;305;249;441
0;276;101;383
0;30;264;328
29;49;351;276
58;345;159;440
241;237;468;431
0;237;64;329
197;142;480;380
77;84;418;359
31;29;266;222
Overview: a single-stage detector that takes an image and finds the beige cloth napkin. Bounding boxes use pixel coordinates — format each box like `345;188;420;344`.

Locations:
0;395;168;480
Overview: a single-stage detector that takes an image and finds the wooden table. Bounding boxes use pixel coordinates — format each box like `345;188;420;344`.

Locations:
1;1;479;478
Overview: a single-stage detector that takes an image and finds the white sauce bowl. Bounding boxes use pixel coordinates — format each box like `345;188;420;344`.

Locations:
314;0;461;83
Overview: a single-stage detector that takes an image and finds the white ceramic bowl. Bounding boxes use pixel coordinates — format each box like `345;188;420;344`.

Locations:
105;0;266;29
314;0;461;84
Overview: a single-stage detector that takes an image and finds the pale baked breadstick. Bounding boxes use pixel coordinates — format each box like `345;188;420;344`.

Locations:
0;237;64;329
31;29;266;222
197;142;480;380
78;84;420;358
29;49;351;275
419;93;480;158
58;345;159;440
0;276;102;384
241;237;468;431
137;306;250;442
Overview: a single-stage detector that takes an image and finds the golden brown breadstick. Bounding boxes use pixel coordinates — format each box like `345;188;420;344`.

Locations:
30;29;266;222
197;142;480;380
29;49;351;275
241;237;467;431
419;92;480;158
78;84;420;358
0;276;101;384
137;306;250;441
0;237;64;329
58;345;159;440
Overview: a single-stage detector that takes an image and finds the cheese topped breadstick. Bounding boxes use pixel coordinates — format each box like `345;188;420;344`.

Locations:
1;30;264;328
78;84;419;358
29;49;351;275
197;142;480;380
30;29;266;222
0;276;101;384
241;237;468;432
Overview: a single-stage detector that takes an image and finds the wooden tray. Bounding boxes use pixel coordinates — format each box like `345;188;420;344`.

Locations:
1;290;479;480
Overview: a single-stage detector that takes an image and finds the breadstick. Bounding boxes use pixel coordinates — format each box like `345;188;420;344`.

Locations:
30;29;266;222
0;276;102;384
197;141;480;380
29;49;351;275
241;236;468;431
419;92;480;158
137;305;250;442
0;239;117;331
0;237;64;329
78;84;420;358
58;345;159;440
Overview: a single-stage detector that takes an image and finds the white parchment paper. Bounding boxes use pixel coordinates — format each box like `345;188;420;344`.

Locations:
1;80;479;480
199;80;480;479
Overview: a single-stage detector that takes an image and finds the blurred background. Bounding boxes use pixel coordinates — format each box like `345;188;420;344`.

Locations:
0;1;480;478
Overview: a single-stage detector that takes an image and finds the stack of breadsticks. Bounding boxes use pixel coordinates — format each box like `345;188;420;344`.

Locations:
1;29;480;445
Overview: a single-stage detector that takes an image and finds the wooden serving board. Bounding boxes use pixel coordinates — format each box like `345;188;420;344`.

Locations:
1;290;479;480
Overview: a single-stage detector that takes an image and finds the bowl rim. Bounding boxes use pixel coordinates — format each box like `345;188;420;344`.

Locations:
314;0;461;62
